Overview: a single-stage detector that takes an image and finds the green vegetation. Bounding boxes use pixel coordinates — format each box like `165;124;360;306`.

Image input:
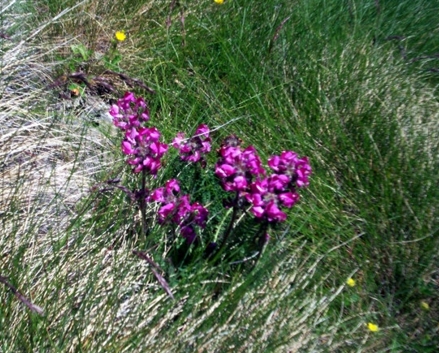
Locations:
1;0;438;351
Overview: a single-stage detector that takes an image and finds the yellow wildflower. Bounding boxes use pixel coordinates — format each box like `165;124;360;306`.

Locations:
115;31;126;42
367;322;379;332
421;301;429;311
214;0;224;4
346;278;356;287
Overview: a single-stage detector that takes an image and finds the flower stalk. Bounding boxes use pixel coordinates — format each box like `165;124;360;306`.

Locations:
215;192;240;257
140;169;148;237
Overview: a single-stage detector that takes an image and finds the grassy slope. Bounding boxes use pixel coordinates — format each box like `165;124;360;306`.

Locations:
1;0;438;352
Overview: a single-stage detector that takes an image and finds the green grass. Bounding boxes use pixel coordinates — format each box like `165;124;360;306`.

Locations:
1;0;438;351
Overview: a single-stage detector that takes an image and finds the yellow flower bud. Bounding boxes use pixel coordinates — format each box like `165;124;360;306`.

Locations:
115;31;126;42
367;322;379;332
346;278;356;287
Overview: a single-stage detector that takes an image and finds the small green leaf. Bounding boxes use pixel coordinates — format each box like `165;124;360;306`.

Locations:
70;44;90;61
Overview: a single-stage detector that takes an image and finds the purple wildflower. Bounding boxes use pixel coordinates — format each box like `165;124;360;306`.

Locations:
268;151;312;188
148;180;209;243
215;145;266;193
172;124;212;167
175;196;209;244
122;127;168;174
109;92;150;130
149;179;180;221
247;175;300;223
149;179;180;204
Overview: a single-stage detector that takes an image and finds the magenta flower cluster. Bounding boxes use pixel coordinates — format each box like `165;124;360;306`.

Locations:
110;92;212;244
215;142;312;223
172;124;212;167
108;92;312;299
268;151;312;188
109;92;311;248
215;144;265;192
247;151;311;222
121;127;168;174
110;92;168;175
109;92;150;130
148;179;208;244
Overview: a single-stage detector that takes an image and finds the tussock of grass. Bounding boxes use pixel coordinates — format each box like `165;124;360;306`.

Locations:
1;0;438;352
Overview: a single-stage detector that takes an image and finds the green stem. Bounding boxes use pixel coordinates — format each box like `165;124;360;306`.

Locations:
213;192;240;260
254;221;270;267
139;169;147;238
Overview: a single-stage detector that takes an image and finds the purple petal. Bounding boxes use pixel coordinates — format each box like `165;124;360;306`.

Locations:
279;192;299;208
215;164;236;178
172;132;186;148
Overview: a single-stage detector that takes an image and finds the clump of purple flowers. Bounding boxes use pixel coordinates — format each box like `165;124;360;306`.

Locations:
213;136;312;252
247;151;312;222
148;179;208;244
214;137;311;225
172;124;211;167
109;92;168;175
215;143;265;193
268;151;312;188
109;93;211;245
122;127;168;175
108;91;312;264
110;91;150;130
